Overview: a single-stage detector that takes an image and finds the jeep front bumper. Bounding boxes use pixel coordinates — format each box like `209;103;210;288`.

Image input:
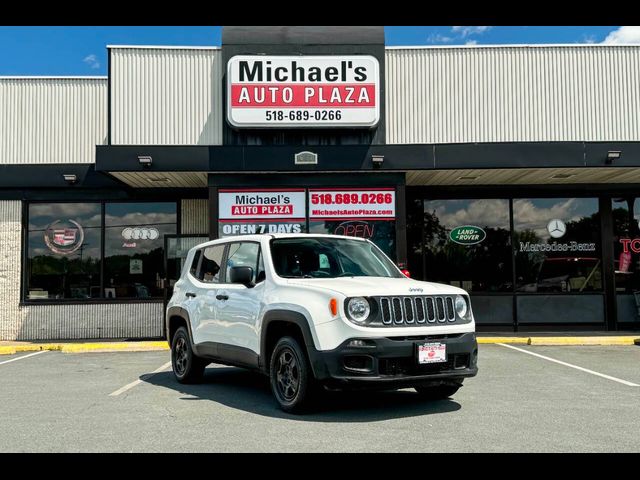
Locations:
307;332;478;390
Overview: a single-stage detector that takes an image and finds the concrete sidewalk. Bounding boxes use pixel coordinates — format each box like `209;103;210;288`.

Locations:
1;333;639;354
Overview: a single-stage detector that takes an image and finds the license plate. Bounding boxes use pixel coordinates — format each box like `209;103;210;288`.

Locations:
417;343;447;364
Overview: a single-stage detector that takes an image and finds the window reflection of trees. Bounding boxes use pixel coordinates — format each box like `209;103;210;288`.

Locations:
27;204;102;300
27;202;177;300
104;203;177;299
422;201;512;293
515;205;602;293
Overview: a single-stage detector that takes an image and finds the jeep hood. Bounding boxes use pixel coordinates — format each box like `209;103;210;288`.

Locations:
284;276;467;297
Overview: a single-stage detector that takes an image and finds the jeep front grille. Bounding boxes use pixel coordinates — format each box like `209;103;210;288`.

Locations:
377;296;457;326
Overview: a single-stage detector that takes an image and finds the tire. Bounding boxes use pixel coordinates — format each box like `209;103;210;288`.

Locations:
414;384;461;400
171;326;206;384
269;336;315;413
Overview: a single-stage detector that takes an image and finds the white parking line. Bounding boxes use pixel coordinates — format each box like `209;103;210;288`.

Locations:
497;343;639;387
0;350;47;366
109;361;172;397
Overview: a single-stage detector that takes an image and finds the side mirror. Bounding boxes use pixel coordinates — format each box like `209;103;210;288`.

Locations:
229;266;254;287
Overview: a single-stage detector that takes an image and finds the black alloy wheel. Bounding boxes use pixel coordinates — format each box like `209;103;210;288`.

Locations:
269;336;315;413
276;348;300;401
171;326;206;384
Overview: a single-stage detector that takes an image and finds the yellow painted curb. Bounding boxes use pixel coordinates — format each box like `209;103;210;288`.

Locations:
61;341;169;353
478;336;640;346
15;344;63;352
478;337;531;344
528;336;638;346
0;341;169;355
0;344;62;355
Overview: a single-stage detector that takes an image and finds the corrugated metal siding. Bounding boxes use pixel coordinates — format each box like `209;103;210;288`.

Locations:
0;78;106;164
111;48;223;145
0;201;22;340
181;199;209;234
16;303;164;340
0;200;163;341
386;46;640;144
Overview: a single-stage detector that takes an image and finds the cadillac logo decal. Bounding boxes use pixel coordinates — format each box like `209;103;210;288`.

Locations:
44;219;85;255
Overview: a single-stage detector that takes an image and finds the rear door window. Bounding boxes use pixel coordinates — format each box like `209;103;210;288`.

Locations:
198;244;226;283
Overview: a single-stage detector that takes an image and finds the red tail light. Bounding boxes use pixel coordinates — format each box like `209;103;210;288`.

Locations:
401;269;411;278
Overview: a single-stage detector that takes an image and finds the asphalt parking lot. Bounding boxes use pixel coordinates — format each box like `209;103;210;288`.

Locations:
1;344;639;452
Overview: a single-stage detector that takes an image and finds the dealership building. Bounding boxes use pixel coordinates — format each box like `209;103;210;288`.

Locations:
2;25;640;340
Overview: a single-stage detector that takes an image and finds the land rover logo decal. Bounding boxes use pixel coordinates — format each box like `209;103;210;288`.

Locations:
44;219;84;255
449;225;486;245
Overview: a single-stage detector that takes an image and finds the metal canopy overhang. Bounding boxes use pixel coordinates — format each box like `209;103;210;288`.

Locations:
0;163;123;189
407;167;640;186
94;142;640;189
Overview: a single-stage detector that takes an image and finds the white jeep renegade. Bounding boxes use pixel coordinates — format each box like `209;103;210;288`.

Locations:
166;233;478;413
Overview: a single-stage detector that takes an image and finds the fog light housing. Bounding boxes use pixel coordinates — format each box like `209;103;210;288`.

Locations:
343;355;373;372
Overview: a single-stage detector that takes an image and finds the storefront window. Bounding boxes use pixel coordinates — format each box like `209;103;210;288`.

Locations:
309;220;396;260
104;203;177;299
513;198;601;293
423;199;511;292
612;197;640;293
27;203;102;300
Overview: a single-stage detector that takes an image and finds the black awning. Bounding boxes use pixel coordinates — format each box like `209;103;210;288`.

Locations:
95;142;640;174
0;163;123;189
95;144;432;173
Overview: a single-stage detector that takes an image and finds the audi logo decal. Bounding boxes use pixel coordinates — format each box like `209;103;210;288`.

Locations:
121;227;160;240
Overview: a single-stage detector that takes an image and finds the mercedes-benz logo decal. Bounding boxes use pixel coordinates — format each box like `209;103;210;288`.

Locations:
547;219;567;238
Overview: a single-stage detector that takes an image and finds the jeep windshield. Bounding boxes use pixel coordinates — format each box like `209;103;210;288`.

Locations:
270;237;404;279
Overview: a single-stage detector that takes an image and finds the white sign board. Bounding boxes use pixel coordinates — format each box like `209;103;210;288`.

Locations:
218;189;306;220
227;55;380;128
308;189;396;220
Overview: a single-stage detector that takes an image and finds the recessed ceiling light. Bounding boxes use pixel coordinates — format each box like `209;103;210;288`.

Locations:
457;175;480;181
551;173;576;179
148;177;170;183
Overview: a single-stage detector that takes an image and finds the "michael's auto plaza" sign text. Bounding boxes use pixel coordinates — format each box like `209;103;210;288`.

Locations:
227;55;380;128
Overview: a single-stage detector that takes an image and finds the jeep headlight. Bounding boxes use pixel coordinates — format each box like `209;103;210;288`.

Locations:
346;297;371;324
455;295;468;319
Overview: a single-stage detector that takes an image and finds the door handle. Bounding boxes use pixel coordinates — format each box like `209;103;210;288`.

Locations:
216;294;229;301
186;292;197;298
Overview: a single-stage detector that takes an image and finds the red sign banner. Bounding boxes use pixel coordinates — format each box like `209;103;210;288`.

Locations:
308;188;396;220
